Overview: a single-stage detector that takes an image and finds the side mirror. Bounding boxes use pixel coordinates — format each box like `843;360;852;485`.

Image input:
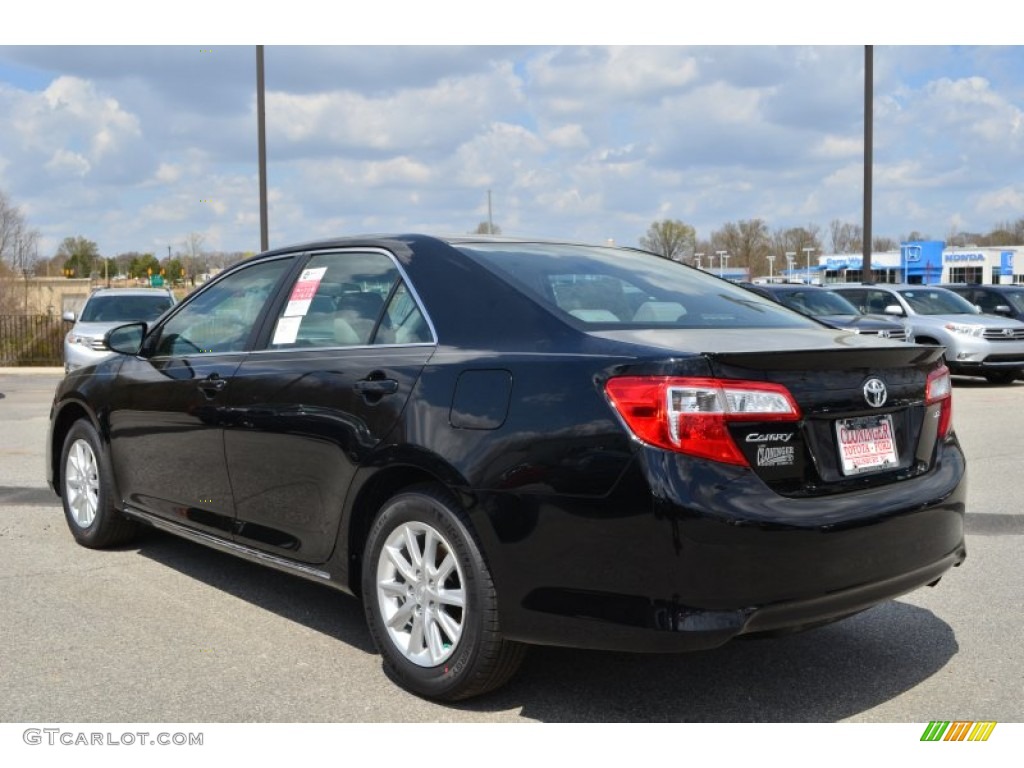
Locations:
883;304;905;316
106;322;147;355
62;310;76;322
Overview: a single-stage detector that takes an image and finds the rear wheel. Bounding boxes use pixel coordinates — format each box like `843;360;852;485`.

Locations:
60;420;137;548
361;484;526;700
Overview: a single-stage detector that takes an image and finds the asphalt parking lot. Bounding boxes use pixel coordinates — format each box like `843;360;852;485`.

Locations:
1;369;1021;723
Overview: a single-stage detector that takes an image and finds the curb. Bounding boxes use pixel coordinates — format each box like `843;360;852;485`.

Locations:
0;368;64;375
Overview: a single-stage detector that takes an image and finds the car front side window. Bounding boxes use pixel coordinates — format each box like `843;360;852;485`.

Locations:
152;259;292;356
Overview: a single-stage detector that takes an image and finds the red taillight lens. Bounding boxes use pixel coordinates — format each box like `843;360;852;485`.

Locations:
925;365;953;439
604;376;802;466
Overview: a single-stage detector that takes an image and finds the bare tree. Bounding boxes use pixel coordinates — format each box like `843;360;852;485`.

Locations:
829;220;862;254
182;232;207;285
711;219;771;276
639;219;696;261
0;189;36;273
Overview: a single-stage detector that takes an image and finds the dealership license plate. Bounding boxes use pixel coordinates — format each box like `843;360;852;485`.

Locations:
835;414;899;476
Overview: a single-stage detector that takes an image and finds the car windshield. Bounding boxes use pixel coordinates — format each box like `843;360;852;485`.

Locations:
999;289;1024;313
455;243;816;329
897;289;977;315
775;289;860;316
79;294;173;323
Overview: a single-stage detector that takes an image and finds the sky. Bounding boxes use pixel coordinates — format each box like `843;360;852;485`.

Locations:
2;4;1023;261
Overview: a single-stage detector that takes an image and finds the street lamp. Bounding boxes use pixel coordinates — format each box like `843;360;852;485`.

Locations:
715;250;728;278
785;251;796;281
803;246;816;284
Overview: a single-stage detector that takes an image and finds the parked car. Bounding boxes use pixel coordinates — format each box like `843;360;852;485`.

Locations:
941;283;1024;323
62;287;176;373
742;283;911;340
826;283;1024;385
48;235;966;700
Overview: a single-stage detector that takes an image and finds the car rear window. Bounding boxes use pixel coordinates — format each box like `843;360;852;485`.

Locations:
455;243;815;329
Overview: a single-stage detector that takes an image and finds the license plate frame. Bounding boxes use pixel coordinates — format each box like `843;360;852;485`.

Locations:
835;413;899;476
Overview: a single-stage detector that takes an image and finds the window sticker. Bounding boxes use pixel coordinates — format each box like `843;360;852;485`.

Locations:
272;315;302;345
284;267;328;317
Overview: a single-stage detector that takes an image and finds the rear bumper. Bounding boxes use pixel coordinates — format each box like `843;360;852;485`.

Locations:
479;439;966;652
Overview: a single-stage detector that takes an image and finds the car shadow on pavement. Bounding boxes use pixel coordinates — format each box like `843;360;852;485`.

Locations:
472;601;958;721
133;528;377;655
131;529;957;722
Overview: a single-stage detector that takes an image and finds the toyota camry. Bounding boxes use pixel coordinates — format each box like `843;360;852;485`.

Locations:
47;235;967;701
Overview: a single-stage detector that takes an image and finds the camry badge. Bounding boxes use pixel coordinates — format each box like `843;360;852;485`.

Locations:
863;378;887;408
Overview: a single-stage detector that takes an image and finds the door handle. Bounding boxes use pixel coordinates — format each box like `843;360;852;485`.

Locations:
354;378;399;396
198;374;228;398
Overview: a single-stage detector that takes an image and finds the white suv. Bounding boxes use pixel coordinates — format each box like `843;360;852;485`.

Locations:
63;288;176;373
826;284;1024;385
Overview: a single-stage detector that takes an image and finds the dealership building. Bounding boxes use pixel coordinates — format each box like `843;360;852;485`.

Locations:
814;241;1022;285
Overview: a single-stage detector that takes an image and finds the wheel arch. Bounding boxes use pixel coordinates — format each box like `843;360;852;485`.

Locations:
50;400;102;498
343;459;473;600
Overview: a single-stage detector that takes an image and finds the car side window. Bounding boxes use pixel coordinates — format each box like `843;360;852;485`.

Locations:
268;251;431;347
835;289;866;313
865;291;894;314
152;259;292;356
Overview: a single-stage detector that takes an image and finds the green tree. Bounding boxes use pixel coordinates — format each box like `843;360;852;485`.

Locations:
639;219;696;261
163;257;185;284
57;236;99;278
128;253;161;279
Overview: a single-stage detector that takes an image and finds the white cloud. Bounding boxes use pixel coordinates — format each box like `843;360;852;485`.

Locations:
45;148;91;177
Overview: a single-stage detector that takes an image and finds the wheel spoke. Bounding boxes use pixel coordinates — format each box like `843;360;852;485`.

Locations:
436;609;462;646
422;529;439;574
384;544;417;584
425;614;446;664
407;611;426;657
435;553;456;583
386;598;415;631
437;588;464;608
403;525;423;569
379;579;408;599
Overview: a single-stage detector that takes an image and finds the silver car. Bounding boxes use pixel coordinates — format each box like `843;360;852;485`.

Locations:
826;283;1024;384
63;288;176;373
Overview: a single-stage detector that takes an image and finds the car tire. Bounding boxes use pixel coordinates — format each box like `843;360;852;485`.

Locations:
361;484;526;701
60;419;137;549
984;370;1018;385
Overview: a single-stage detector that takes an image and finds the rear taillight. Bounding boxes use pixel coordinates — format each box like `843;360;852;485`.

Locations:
925;365;953;439
604;376;802;465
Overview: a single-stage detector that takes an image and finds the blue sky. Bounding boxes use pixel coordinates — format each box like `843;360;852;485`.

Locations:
2;4;1022;259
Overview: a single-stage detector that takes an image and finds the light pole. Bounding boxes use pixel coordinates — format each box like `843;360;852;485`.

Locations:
785;251;796;281
767;254;775;282
694;252;704;270
803;246;816;284
715;250;727;278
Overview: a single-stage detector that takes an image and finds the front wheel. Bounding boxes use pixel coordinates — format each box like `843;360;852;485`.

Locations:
60;419;137;548
361;485;526;701
985;370;1019;385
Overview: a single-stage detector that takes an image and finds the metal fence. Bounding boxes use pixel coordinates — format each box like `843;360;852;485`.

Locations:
0;314;65;366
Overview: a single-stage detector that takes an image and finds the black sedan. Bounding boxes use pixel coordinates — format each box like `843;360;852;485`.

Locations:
743;282;912;340
47;235;966;701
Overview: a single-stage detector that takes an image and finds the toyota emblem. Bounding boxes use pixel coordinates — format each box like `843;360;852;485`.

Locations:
863;378;887;408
